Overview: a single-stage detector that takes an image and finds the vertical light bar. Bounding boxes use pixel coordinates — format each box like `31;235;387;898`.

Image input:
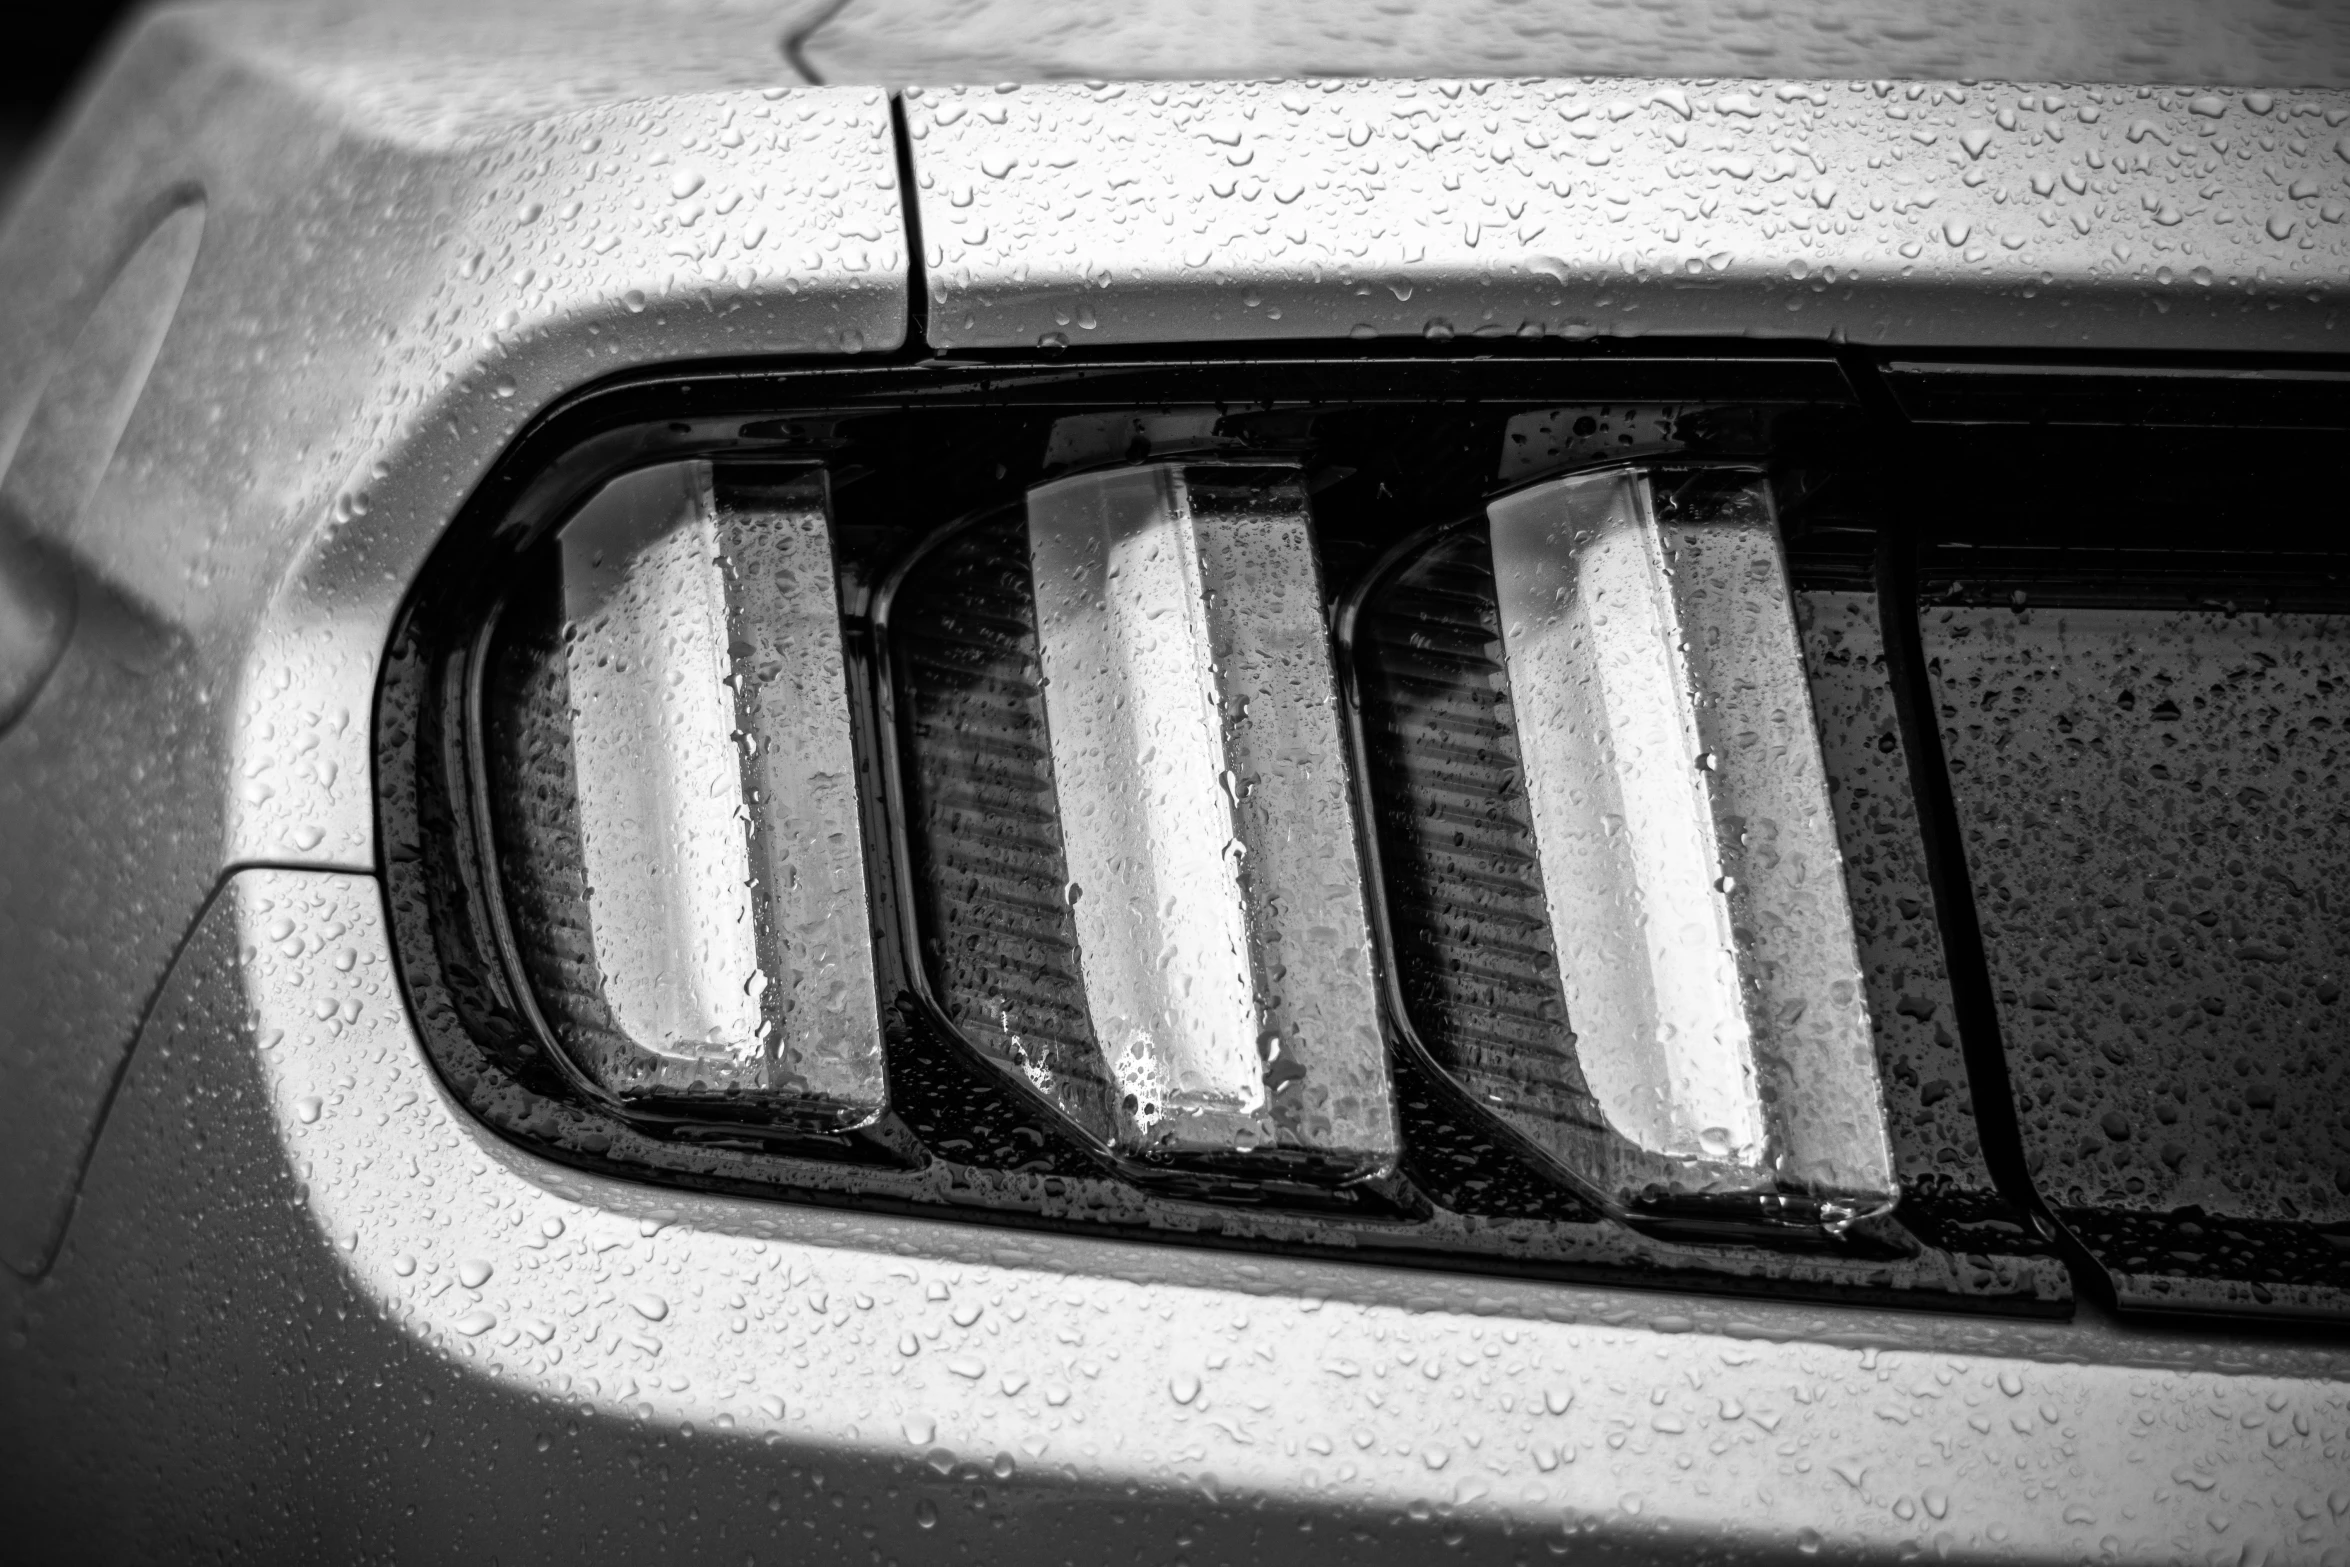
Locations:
1486;467;1893;1210
1662;481;1891;1199
715;471;887;1118
1189;471;1396;1165
1489;469;1757;1163
1026;465;1396;1174
544;460;884;1125
1027;467;1263;1145
563;463;765;1077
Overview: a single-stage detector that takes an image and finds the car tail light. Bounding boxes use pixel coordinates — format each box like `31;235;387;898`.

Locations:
1350;465;1894;1233
883;462;1397;1191
476;460;897;1152
377;355;2350;1322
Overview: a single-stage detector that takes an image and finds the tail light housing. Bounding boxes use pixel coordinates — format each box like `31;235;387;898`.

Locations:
480;461;892;1145
380;352;2350;1321
1350;465;1894;1232
883;462;1397;1194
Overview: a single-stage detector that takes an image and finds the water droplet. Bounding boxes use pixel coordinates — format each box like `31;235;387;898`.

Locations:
457;1259;493;1288
630;1293;669;1321
1169;1373;1201;1405
454;1310;496;1337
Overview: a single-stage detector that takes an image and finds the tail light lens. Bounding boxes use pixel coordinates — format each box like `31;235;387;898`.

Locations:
468;444;1900;1236
482;460;889;1134
1350;467;1894;1232
877;507;1109;1148
1925;578;2350;1307
390;363;2270;1315
885;463;1397;1189
1027;462;1390;1175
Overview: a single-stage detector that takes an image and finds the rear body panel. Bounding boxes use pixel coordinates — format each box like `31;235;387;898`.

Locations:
3;2;2346;1559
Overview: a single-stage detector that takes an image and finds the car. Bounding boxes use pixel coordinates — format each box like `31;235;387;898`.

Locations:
3;0;2348;1559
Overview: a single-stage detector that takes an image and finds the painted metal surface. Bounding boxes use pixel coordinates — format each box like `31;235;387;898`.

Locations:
0;0;903;1276
903;76;2350;353
5;867;2346;1559
2;0;2348;1554
514;461;886;1114
807;0;2350;91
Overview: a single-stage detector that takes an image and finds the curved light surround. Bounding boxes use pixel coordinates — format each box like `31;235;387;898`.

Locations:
1020;463;1400;1181
467;443;1891;1228
483;459;888;1132
1360;465;1897;1230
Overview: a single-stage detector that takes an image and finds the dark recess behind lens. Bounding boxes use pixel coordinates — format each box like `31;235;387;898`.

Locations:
0;0;139;204
1887;419;2350;1317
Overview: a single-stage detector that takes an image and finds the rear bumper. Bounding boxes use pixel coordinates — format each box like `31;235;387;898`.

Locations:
5;866;2343;1561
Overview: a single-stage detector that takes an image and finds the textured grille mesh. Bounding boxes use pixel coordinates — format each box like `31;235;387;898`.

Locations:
481;560;639;1079
1350;528;1611;1147
890;513;1119;1144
